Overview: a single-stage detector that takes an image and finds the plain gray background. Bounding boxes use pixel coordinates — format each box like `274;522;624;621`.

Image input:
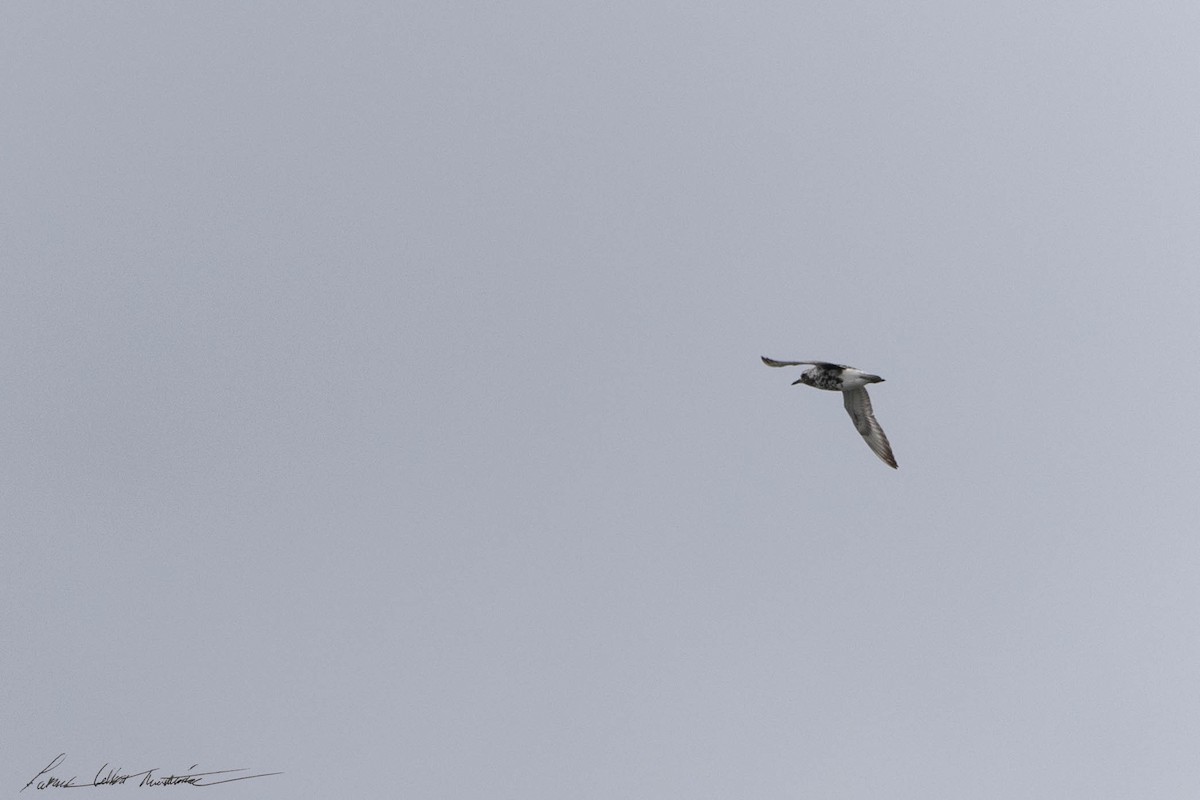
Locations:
5;2;1200;797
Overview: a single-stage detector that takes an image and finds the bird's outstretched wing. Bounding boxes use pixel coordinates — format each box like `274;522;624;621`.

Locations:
842;388;897;469
761;356;844;369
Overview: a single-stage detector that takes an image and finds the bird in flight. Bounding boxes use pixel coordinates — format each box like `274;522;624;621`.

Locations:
761;356;898;469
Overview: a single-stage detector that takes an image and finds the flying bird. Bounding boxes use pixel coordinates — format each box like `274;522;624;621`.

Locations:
761;356;898;469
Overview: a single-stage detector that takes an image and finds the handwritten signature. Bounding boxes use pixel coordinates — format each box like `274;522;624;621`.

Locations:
22;754;281;791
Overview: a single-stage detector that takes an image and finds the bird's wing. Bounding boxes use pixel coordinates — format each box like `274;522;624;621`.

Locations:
842;388;898;469
761;356;843;369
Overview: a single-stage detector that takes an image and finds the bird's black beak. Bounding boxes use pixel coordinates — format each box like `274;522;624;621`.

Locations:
791;378;803;385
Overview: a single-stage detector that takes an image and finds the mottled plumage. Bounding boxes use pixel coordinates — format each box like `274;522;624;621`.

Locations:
761;356;898;469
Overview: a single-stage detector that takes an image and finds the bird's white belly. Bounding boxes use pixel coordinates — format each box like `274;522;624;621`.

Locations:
838;370;874;390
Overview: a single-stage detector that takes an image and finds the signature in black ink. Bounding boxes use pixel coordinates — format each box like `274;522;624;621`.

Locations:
22;754;281;791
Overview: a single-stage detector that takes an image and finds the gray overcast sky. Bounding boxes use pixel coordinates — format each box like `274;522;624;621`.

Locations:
5;3;1200;798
